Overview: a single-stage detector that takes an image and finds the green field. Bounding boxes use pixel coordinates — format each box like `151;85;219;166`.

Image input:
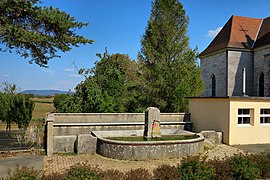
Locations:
31;97;54;103
32;97;54;120
0;97;54;130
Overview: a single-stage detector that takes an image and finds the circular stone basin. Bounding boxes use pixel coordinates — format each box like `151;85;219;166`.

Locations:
107;134;199;141
92;130;204;160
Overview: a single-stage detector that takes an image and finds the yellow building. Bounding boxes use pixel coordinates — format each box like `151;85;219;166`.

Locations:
189;97;270;145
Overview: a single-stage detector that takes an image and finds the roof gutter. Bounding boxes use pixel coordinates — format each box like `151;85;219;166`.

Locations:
199;47;253;58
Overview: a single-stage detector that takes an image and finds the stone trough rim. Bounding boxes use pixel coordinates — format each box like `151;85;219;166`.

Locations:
92;131;204;146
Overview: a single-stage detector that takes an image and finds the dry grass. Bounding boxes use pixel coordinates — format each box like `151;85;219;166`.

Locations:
0;123;19;130
32;97;54;120
0;97;53;130
31;97;54;103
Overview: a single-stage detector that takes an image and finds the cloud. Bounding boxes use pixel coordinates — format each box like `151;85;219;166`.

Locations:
0;74;10;78
207;27;222;38
41;69;55;74
68;74;81;78
64;68;75;72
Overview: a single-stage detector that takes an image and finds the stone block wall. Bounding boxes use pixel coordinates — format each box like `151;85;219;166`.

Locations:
227;50;254;96
53;113;144;123
52;113;190;136
76;134;97;154
254;46;270;96
53;136;77;153
201;51;227;97
200;130;223;149
46;113;191;155
201;50;254;97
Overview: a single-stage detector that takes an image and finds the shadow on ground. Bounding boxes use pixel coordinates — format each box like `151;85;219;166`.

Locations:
0;154;44;179
233;144;270;154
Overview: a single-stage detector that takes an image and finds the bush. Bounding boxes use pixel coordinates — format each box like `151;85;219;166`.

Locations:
208;158;233;180
226;153;261;180
8;153;270;180
179;156;214;180
62;163;100;180
100;169;125;180
0;93;34;130
249;153;270;179
43;172;64;180
153;164;179;180
6;166;41;180
124;168;153;180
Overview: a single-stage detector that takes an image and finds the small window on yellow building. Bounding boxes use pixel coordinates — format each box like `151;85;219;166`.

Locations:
238;109;251;124
260;109;270;124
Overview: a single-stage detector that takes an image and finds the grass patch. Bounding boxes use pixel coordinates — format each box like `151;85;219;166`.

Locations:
0;123;19;130
32;97;54;119
0;97;52;130
58;152;77;156
31;97;54;103
108;134;199;141
32;102;54;119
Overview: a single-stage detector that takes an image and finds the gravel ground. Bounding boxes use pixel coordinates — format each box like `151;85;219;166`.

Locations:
0;149;44;159
43;144;244;176
204;144;245;160
44;153;180;176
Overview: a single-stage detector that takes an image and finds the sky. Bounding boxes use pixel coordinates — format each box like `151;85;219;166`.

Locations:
1;0;270;91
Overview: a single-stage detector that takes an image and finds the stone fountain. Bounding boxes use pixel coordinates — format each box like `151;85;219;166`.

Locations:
92;107;204;160
144;107;161;139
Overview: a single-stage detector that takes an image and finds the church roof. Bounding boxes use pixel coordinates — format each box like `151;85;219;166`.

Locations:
200;15;265;57
253;17;270;48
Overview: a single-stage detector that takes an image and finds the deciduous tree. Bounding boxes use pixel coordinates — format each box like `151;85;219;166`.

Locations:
0;93;34;130
54;50;144;113
0;82;34;130
92;51;141;112
1;82;19;94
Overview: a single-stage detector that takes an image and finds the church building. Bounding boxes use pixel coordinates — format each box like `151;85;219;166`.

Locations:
200;15;270;97
189;15;270;145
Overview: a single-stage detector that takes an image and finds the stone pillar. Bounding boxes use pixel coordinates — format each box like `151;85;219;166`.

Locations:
144;107;161;139
46;119;54;156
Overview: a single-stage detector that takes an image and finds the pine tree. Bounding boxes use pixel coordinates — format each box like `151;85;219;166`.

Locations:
0;0;93;67
138;0;204;112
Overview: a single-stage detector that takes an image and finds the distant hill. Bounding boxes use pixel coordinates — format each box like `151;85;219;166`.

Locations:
20;90;69;96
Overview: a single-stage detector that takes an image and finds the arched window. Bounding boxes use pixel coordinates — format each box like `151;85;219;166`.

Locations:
259;73;264;97
211;74;216;97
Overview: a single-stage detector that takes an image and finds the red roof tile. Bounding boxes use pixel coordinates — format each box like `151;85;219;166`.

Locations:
200;16;262;57
253;17;270;48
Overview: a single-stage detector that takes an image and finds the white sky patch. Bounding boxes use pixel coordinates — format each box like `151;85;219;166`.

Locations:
69;74;81;78
41;69;55;74
207;27;222;38
0;74;10;78
64;68;75;72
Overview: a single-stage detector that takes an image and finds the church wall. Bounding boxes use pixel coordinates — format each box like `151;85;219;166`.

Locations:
254;46;270;96
200;51;227;97
227;50;253;96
